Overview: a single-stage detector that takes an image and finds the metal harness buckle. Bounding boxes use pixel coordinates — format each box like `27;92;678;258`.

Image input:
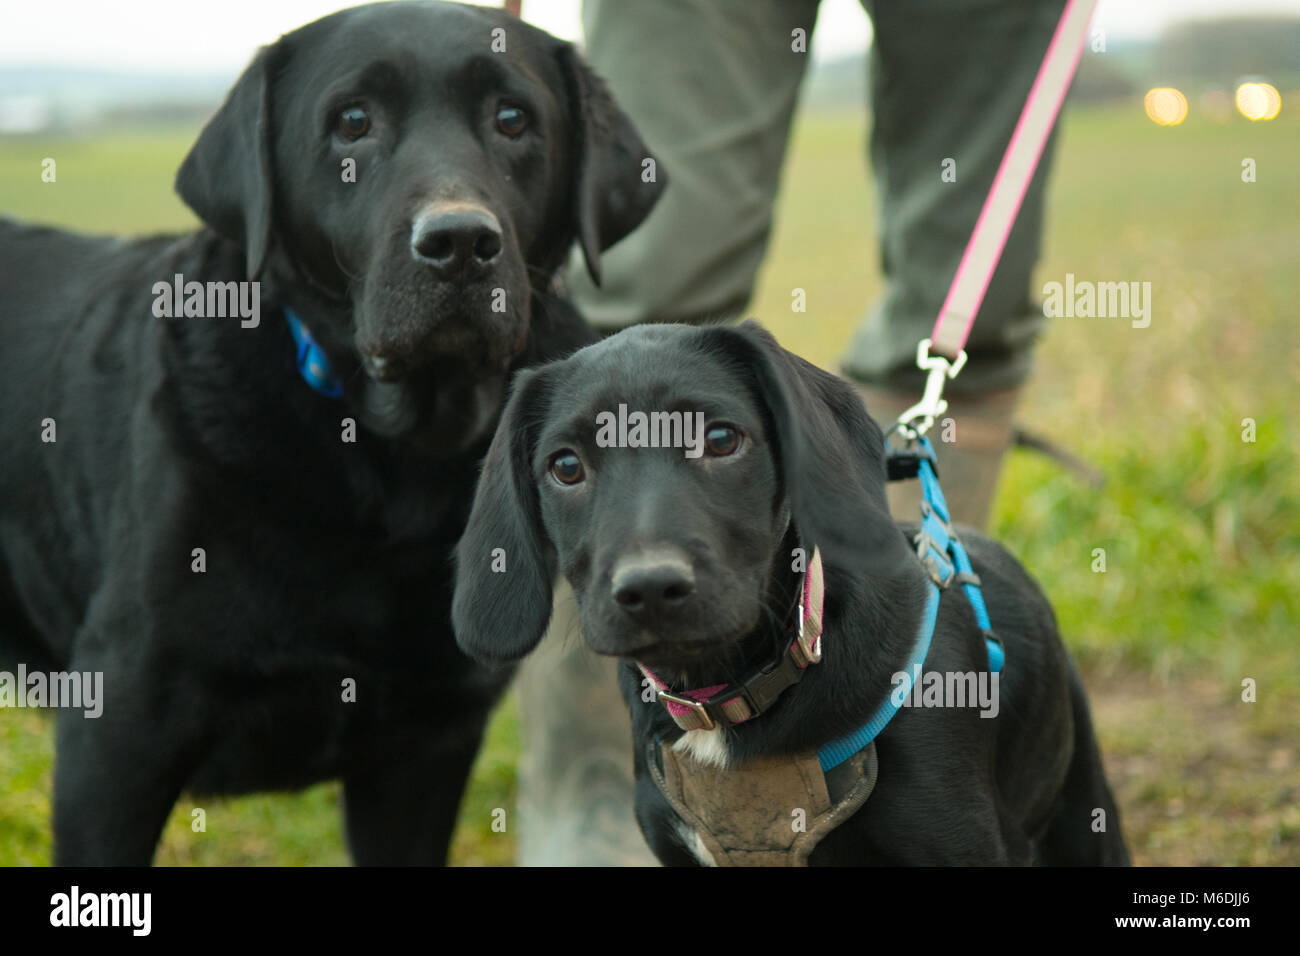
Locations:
791;601;822;667
895;339;968;439
657;691;715;732
914;531;956;588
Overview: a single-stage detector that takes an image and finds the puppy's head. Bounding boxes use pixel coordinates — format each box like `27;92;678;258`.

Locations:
176;1;664;442
452;321;913;670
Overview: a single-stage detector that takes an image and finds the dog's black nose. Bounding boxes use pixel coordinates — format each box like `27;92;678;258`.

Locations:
611;554;696;617
410;207;503;277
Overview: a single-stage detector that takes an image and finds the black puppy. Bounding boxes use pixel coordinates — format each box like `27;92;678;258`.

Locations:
0;1;662;864
453;322;1129;866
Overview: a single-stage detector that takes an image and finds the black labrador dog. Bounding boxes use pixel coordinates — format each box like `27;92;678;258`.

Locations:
453;322;1129;866
0;1;662;864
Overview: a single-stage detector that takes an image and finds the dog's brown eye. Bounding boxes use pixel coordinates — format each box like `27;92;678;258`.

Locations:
337;106;371;141
550;451;585;485
495;104;528;138
704;424;741;457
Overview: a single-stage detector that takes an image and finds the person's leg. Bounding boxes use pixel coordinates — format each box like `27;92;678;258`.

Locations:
516;0;819;865
562;0;822;331
847;0;1070;529
515;582;655;865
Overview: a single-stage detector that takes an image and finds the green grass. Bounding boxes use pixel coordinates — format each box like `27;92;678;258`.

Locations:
2;97;1297;865
0;132;198;233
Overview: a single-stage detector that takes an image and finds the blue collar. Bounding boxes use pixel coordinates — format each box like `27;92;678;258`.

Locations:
816;436;1003;772
284;307;343;398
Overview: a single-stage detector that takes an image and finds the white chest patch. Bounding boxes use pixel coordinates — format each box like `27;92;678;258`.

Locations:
672;724;730;769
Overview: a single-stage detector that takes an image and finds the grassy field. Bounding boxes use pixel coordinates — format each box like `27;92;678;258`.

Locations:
1;99;1297;865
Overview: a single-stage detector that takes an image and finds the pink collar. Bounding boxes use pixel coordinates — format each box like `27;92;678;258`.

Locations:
636;547;825;732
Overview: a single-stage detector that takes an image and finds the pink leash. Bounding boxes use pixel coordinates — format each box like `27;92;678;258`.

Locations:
899;0;1098;436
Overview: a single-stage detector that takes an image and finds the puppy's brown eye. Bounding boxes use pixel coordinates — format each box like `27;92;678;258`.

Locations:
550;451;585;485
337;106;371;141
495;104;528;138
704;424;741;457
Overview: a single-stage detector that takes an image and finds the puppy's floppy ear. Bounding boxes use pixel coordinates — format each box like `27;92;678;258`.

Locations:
175;45;279;280
453;368;557;664
555;43;667;287
709;321;914;574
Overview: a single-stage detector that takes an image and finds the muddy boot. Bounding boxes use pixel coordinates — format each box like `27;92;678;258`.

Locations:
853;384;1021;532
514;581;658;866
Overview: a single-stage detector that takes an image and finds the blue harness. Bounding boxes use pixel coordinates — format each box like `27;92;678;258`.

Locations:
817;435;1003;772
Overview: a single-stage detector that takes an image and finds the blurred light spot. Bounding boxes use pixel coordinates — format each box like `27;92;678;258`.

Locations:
1144;87;1188;126
1235;82;1281;121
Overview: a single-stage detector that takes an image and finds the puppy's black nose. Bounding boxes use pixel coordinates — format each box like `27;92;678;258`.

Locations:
410;207;503;277
611;554;696;617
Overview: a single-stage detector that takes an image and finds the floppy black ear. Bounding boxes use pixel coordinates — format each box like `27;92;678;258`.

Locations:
452;368;557;664
175;45;279;280
556;43;667;286
709;321;914;575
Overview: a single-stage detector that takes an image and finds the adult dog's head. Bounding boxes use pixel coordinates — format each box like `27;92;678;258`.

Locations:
176;1;663;444
452;322;917;677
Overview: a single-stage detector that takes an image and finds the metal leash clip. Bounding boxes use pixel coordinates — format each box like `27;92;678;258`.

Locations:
894;339;967;440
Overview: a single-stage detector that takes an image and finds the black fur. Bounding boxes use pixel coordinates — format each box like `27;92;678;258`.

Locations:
453;321;1129;865
0;0;664;864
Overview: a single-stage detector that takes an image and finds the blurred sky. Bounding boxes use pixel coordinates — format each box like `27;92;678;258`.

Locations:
2;0;1298;74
